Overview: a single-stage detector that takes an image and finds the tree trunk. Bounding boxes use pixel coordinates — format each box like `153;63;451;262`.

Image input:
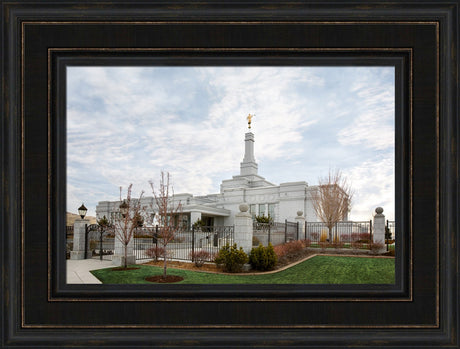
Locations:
328;226;332;242
124;243;128;268
163;252;167;278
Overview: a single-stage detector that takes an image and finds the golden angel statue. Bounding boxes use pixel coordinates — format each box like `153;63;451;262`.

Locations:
247;113;254;129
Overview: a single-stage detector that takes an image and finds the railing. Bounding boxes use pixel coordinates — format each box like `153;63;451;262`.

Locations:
189;226;234;262
252;221;298;245
305;220;373;249
132;225;234;262
66;226;74;239
386;220;395;251
386;220;395;239
285;220;299;242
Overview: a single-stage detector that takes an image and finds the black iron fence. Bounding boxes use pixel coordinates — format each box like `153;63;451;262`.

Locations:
133;225;234;262
386;220;395;251
67;224;234;262
69;218;392;260
66;225;74;238
305;220;373;249
386;220;395;240
253;220;298;245
285;220;299;242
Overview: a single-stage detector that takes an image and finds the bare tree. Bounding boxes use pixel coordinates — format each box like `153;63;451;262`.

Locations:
149;171;184;279
111;184;145;268
312;169;353;242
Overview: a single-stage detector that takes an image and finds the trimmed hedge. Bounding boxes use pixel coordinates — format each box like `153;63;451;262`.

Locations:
249;243;277;271
214;243;248;273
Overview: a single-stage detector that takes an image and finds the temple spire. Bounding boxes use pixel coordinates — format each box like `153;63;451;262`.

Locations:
240;114;258;176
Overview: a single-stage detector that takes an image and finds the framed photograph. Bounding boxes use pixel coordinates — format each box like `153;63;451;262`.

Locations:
2;1;458;348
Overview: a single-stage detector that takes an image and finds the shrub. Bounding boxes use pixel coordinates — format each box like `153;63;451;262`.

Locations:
145;246;166;262
370;242;386;254
331;240;345;249
340;234;351;243
252;236;261;246
385;226;392;240
273;240;305;259
192;218;206;229
255;214;273;223
358;232;371;242
266;243;277;269
214;243;248;273
351;233;360;242
189;250;212;267
249;243;277;271
385;248;395;257
320;230;328;242
351;233;370;243
351;241;363;250
310;232;320;241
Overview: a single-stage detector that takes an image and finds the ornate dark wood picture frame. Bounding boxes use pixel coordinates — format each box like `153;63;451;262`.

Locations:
1;1;458;348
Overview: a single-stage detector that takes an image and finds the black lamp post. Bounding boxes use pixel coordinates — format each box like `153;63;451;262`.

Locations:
76;204;99;259
77;204;90;258
78;203;88;219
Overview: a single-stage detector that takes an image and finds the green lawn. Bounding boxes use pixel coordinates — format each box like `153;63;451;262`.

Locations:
91;255;395;284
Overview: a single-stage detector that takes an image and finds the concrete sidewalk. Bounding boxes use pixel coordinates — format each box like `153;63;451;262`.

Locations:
66;258;113;284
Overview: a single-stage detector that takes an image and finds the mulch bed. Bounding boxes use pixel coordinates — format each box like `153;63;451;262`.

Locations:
276;249;316;269
145;275;184;283
144;260;219;273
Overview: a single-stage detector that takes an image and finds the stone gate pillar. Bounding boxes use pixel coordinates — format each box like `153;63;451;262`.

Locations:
71;218;89;260
372;207;386;253
295;211;306;240
112;222;136;266
234;203;253;253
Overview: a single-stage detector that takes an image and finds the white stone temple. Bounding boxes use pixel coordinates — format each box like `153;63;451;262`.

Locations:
96;118;346;227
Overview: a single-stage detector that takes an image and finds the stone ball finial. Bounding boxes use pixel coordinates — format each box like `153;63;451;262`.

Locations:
297;211;303;217
375;207;384;214
239;203;249;213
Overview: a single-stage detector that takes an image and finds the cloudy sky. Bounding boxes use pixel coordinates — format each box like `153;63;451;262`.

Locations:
67;66;395;220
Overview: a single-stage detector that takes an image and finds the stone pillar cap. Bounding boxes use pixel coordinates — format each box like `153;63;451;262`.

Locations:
239;203;249;212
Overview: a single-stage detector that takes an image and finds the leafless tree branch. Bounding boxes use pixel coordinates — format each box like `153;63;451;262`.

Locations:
312;169;353;242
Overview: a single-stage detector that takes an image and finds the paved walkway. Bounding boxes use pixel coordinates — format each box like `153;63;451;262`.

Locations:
66;258;113;284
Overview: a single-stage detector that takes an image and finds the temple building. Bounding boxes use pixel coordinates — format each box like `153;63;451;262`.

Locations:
96;118;338;227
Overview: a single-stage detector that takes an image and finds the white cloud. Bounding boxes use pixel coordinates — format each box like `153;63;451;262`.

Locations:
344;155;395;220
67;66;395;219
337;68;395;151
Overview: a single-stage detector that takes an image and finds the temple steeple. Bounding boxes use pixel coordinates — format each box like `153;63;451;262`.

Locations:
220;115;275;192
240;115;258;176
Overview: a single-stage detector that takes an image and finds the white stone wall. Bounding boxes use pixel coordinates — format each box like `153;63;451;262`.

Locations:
305;187;320;222
96;181;324;228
